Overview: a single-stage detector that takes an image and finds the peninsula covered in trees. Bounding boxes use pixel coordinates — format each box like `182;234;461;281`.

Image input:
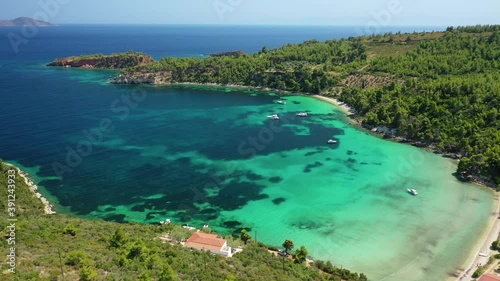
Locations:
50;25;500;188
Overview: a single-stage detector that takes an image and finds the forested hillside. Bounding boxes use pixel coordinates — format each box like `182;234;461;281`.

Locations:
342;28;500;186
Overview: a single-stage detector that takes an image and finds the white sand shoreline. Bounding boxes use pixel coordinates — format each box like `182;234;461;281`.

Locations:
456;192;500;280
6;163;56;215
311;95;357;116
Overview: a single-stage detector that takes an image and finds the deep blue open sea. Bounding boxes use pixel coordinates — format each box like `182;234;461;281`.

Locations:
2;25;495;281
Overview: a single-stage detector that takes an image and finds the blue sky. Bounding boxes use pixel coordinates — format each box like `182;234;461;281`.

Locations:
2;0;499;26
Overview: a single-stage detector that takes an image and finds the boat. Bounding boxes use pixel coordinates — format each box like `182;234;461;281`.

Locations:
296;112;308;117
407;189;418;196
327;139;337;144
267;114;280;120
182;224;196;230
277;92;286;104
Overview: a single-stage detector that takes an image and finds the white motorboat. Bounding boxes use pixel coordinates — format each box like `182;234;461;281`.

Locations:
407;189;418;196
277;100;286;105
327;139;338;144
267;114;280;120
296;112;308;117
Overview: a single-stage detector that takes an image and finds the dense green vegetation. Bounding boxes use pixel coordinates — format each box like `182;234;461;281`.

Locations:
119;26;500;187
0;160;367;280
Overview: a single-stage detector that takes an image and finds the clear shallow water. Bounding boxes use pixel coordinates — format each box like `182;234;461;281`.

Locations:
0;25;493;281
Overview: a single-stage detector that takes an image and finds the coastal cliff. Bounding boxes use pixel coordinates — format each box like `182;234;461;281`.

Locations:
47;51;153;69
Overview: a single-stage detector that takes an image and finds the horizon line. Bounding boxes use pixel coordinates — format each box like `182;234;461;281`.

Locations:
12;22;454;28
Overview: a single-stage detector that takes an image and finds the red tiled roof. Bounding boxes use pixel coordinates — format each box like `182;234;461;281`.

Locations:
185;232;226;252
479;273;500;281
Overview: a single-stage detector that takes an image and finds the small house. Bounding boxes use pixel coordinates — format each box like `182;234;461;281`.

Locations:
479;273;500;281
185;232;232;257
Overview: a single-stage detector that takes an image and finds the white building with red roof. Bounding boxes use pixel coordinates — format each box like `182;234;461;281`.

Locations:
185;232;232;257
479;273;500;281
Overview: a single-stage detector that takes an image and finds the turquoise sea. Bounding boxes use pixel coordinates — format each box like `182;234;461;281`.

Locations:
0;25;494;280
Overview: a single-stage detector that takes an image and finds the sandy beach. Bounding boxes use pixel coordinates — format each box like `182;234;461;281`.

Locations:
456;192;500;280
311;95;356;115
6;163;56;215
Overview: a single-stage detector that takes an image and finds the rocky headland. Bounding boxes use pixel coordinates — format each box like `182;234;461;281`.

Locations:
47;52;153;69
208;50;245;57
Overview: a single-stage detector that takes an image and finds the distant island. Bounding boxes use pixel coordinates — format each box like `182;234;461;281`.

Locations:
49;25;500;189
47;51;153;69
0;17;55;27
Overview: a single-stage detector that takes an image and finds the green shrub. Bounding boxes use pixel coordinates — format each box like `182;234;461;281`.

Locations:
79;265;98;281
66;250;88;267
493;240;499;251
110;228;128;248
63;224;77;236
473;268;485;278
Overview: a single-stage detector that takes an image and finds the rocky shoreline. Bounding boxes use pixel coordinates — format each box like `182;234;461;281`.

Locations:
208;50;245;57
6;163;56;215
